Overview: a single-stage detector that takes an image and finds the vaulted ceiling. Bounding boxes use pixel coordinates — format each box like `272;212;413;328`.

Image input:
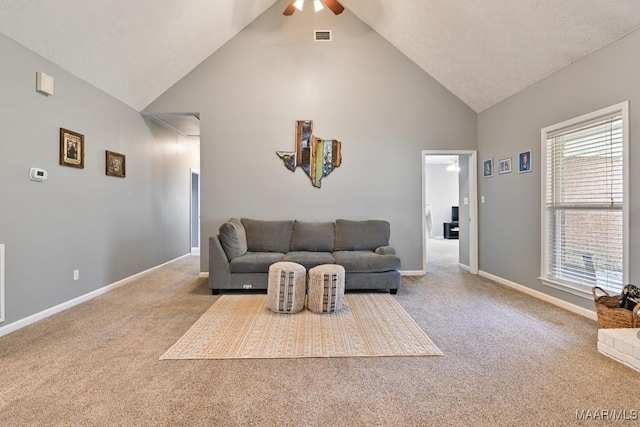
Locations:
1;0;640;113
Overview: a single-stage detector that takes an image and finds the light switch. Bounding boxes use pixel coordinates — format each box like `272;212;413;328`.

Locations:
481;196;485;203
463;197;469;205
36;71;54;96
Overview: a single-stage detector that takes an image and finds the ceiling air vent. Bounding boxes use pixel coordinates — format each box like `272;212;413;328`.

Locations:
314;30;332;42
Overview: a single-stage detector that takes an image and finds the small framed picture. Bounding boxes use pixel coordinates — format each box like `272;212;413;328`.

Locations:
518;150;532;173
483;158;494;178
60;128;84;168
499;157;512;174
106;150;126;178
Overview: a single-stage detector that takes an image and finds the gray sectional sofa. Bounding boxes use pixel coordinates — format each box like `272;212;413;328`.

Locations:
209;218;401;295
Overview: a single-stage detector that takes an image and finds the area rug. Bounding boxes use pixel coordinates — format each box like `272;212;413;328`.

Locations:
160;293;442;360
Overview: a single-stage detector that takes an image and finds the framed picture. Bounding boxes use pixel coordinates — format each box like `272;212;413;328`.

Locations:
106;150;126;178
482;158;494;178
499;157;512;174
518;150;532;173
59;128;84;168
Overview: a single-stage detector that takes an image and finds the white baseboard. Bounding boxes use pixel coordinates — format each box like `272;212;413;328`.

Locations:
0;253;191;338
479;270;597;321
199;272;209;278
400;270;425;276
459;263;470;271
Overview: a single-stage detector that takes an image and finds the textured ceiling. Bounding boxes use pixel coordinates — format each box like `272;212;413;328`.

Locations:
342;0;640;112
0;0;277;111
1;0;640;112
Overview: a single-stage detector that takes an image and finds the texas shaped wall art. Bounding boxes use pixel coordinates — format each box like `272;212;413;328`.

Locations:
276;120;342;188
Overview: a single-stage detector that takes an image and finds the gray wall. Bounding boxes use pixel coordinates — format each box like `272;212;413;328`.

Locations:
144;0;477;272
425;163;459;238
191;172;200;248
0;33;199;326
458;155;470;267
477;29;640;309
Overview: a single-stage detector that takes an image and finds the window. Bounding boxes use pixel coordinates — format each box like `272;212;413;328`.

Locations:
541;102;628;296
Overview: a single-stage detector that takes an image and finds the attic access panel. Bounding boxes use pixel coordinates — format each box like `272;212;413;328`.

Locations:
148;113;200;137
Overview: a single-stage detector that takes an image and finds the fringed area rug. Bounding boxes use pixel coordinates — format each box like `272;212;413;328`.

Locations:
160;294;442;360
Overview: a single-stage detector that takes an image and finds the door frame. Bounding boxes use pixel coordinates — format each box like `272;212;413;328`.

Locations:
421;150;478;274
0;244;4;324
190;169;200;253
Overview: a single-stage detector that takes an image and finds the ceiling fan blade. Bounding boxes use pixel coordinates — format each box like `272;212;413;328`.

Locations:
323;0;345;15
283;0;297;16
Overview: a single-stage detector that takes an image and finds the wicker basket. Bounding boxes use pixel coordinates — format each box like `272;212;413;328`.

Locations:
592;286;640;329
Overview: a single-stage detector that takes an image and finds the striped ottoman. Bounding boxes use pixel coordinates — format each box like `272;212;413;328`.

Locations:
307;264;345;313
267;262;307;314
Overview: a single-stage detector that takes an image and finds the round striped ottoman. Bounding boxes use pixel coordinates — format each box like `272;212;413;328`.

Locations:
307;264;345;313
267;262;307;314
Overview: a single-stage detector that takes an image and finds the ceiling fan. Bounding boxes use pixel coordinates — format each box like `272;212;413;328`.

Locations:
283;0;345;16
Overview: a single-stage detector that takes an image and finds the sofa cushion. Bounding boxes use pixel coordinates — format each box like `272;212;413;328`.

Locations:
219;218;247;260
282;251;335;270
241;218;294;253
230;252;285;273
290;221;335;252
335;220;390;251
333;251;400;273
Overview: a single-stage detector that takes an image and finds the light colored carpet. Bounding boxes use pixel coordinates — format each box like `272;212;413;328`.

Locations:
161;293;442;359
2;249;640;426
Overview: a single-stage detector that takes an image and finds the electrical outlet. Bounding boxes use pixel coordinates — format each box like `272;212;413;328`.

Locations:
73;270;79;281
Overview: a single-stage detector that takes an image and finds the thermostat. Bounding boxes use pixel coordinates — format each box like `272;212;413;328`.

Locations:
29;168;48;182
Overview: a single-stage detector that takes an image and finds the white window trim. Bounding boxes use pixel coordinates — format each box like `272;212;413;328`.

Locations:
539;101;629;298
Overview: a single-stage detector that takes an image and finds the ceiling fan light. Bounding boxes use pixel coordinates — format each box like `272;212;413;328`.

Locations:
314;0;324;12
294;0;305;11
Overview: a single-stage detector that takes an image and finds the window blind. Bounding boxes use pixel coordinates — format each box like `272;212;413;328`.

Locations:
544;114;623;292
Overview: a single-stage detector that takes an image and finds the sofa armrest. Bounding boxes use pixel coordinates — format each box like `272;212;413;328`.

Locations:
374;246;396;255
209;236;231;289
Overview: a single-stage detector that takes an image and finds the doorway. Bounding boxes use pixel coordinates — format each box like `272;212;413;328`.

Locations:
190;169;200;255
422;150;478;274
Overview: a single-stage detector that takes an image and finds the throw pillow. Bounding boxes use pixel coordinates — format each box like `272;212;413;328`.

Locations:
219;218;247;260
